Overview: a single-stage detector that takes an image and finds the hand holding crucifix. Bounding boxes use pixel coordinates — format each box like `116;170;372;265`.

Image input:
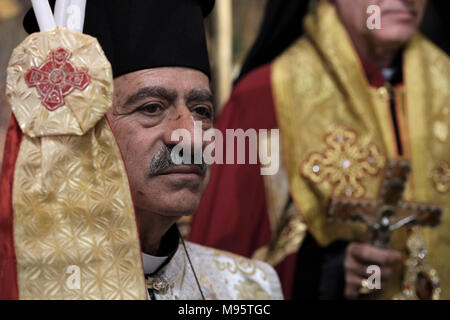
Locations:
328;159;442;249
328;159;443;299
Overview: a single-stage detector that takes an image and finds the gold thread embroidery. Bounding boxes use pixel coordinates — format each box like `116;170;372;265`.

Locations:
300;126;386;198
8;28;146;300
213;251;260;277
234;280;270;300
252;202;306;266
433;121;448;142
431;161;450;193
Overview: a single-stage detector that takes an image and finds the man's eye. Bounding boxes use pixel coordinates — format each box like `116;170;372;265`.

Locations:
139;103;163;114
193;106;212;119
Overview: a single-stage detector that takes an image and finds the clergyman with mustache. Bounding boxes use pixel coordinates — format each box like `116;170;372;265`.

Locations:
10;0;283;300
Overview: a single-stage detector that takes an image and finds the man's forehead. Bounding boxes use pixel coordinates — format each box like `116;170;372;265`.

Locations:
117;67;210;89
114;67;211;104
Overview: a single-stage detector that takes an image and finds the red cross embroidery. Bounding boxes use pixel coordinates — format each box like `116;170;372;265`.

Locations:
25;47;90;111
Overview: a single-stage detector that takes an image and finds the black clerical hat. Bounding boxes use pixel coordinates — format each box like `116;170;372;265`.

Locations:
23;0;215;78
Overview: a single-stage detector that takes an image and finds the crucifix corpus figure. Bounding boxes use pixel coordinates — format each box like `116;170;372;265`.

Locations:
328;159;443;299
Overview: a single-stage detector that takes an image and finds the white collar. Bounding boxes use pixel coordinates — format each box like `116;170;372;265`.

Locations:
142;252;168;275
382;68;396;82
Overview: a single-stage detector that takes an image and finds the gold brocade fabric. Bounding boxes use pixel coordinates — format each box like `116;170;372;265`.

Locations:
253;135;307;266
272;1;450;299
6;28;147;299
7;28;113;137
148;241;283;300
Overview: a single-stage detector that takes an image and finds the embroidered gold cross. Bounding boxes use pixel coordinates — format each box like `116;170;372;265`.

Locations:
301;126;386;198
328;160;442;248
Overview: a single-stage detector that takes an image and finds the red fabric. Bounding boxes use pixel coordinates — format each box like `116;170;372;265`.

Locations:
0;115;23;299
190;48;404;300
189;64;297;298
274;253;298;299
361;57;392;88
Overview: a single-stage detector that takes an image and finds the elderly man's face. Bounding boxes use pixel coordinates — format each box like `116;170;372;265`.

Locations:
333;0;427;47
107;67;213;218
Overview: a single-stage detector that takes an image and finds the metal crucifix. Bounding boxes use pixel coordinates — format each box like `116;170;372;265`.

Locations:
328;160;442;249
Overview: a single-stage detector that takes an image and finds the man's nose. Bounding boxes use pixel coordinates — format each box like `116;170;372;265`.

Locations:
164;106;197;146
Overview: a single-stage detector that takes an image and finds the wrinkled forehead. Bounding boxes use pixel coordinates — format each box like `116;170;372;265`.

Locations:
117;67;210;92
113;67;211;103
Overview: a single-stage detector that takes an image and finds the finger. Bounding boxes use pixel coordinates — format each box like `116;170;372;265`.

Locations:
345;274;362;300
345;256;369;278
346;258;394;281
380;266;393;281
349;243;402;266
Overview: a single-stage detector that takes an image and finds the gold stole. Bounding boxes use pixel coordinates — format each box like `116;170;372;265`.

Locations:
272;1;450;298
6;28;147;299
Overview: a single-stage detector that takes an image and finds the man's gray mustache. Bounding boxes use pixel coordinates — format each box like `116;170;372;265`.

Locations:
149;146;207;177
